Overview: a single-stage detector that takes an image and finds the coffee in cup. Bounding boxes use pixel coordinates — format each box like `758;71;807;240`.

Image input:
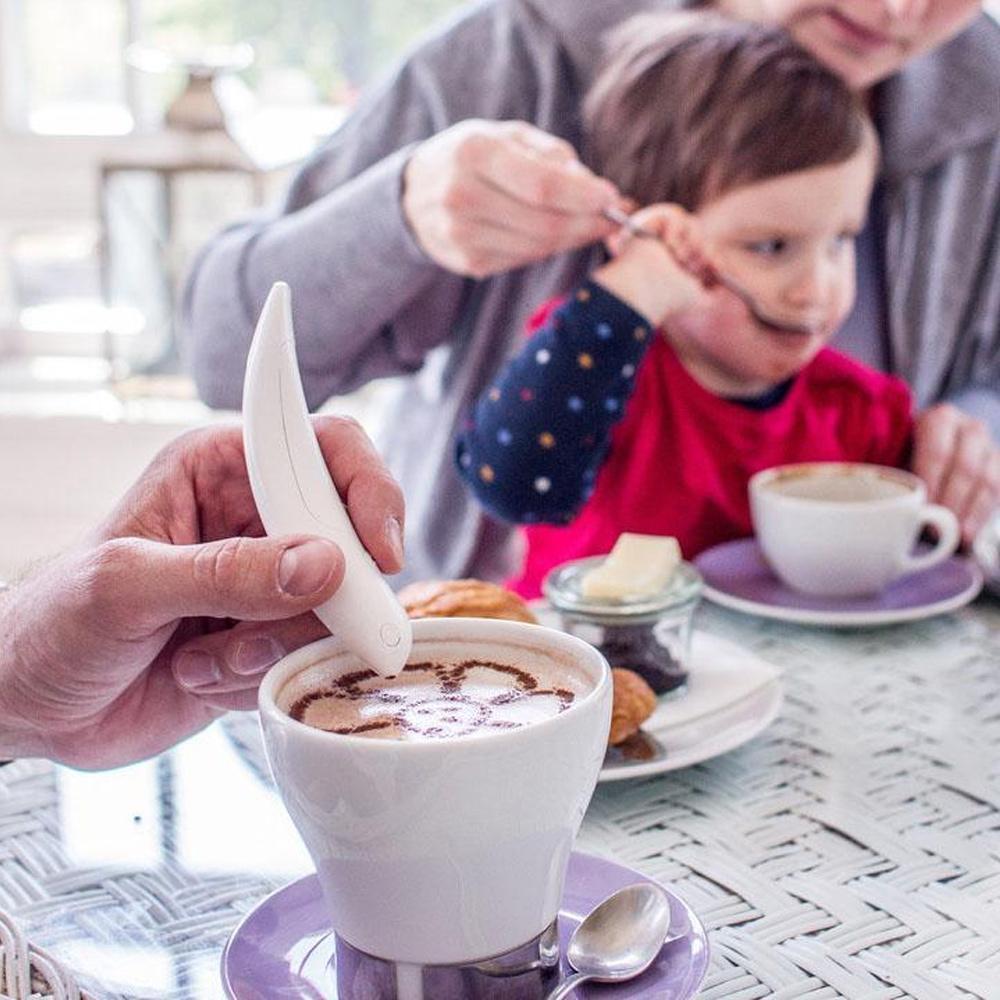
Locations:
258;617;612;997
287;655;590;740
749;462;960;597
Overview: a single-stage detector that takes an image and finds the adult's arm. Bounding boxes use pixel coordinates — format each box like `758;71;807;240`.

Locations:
182;61;450;410
183;4;620;410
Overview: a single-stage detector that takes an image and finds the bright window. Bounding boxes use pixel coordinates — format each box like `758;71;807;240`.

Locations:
0;0;468;388
3;0;470;136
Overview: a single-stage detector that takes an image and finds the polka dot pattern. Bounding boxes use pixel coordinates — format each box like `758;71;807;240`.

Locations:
457;280;653;524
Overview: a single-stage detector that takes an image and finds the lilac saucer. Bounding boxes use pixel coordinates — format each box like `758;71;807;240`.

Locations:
696;538;983;628
221;852;709;999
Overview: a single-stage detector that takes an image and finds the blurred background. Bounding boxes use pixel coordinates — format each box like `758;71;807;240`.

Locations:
0;0;465;579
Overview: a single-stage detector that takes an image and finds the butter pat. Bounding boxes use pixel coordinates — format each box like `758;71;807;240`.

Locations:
580;533;681;600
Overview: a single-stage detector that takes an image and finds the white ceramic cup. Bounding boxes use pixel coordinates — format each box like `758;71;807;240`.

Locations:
749;462;960;597
258;617;612;968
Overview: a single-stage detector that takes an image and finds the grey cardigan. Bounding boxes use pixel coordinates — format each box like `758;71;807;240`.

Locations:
182;1;1000;585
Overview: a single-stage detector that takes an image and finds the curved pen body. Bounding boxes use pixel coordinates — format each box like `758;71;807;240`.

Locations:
242;282;412;676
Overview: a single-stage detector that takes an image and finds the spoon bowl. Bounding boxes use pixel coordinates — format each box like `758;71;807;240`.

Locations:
545;882;673;999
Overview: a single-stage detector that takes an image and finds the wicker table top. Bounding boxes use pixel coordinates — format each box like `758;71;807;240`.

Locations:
1;598;998;1000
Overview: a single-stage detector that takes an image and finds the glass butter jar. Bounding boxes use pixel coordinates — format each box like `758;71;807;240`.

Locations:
543;556;703;695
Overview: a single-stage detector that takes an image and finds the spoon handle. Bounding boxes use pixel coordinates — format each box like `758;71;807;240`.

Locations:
545;972;593;1000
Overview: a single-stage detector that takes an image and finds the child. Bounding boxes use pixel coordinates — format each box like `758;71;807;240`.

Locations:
456;12;914;599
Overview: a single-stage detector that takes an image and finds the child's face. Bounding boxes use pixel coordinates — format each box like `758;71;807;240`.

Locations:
719;1;982;89
666;135;877;397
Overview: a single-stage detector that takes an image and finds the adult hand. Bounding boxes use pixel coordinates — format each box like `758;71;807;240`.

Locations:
911;403;1000;546
402;119;623;278
0;417;404;770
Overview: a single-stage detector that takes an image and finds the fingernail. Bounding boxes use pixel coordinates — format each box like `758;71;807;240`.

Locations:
233;636;284;676
385;516;404;567
174;650;222;689
279;539;340;596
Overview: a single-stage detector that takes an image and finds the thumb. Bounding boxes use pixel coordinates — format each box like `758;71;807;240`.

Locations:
115;535;345;628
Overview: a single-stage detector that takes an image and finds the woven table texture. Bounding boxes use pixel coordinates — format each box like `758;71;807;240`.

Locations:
0;601;997;999
0;762;82;1000
578;603;1000;999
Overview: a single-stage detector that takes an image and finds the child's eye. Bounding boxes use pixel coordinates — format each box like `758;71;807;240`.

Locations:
830;232;857;254
744;238;787;257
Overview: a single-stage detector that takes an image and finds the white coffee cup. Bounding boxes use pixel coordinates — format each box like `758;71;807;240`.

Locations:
749;462;960;597
258;617;611;968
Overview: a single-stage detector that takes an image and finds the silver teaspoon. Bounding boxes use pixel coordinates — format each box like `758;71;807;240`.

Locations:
601;207;818;336
544;883;674;999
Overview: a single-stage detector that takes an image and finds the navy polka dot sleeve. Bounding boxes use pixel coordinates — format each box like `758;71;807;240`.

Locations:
455;280;653;524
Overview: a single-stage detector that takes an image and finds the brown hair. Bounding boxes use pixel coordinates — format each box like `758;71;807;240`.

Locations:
584;12;874;211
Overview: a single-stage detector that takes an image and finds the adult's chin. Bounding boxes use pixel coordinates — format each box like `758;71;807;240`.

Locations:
788;14;904;90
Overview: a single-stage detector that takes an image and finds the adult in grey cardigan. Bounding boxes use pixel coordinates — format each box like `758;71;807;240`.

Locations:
183;0;1000;586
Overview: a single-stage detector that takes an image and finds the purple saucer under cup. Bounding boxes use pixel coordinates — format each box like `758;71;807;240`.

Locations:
220;852;709;999
695;538;982;624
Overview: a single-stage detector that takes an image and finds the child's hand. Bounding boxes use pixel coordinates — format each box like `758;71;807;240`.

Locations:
592;205;716;326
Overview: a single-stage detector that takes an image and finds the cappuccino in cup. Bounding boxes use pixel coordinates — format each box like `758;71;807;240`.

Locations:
750;462;960;597
259;617;612;985
288;655;589;740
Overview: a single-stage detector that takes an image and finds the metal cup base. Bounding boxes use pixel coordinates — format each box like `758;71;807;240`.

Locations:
334;920;560;1000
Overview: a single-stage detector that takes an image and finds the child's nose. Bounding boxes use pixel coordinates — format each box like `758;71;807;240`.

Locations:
784;257;835;313
881;0;928;23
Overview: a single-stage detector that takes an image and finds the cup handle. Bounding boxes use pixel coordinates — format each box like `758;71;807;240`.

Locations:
898;503;960;576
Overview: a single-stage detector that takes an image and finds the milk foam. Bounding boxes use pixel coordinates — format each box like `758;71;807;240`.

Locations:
287;655;591;741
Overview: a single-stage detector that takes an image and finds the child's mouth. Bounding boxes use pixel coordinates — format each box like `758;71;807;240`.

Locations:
754;315;821;339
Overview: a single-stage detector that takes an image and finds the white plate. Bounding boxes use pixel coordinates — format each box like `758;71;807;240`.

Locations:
601;633;782;782
532;604;784;781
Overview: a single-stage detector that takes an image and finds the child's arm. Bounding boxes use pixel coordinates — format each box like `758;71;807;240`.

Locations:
456;205;713;524
455;281;654;523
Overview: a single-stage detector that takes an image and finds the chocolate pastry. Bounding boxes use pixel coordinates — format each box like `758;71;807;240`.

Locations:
397;579;538;624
